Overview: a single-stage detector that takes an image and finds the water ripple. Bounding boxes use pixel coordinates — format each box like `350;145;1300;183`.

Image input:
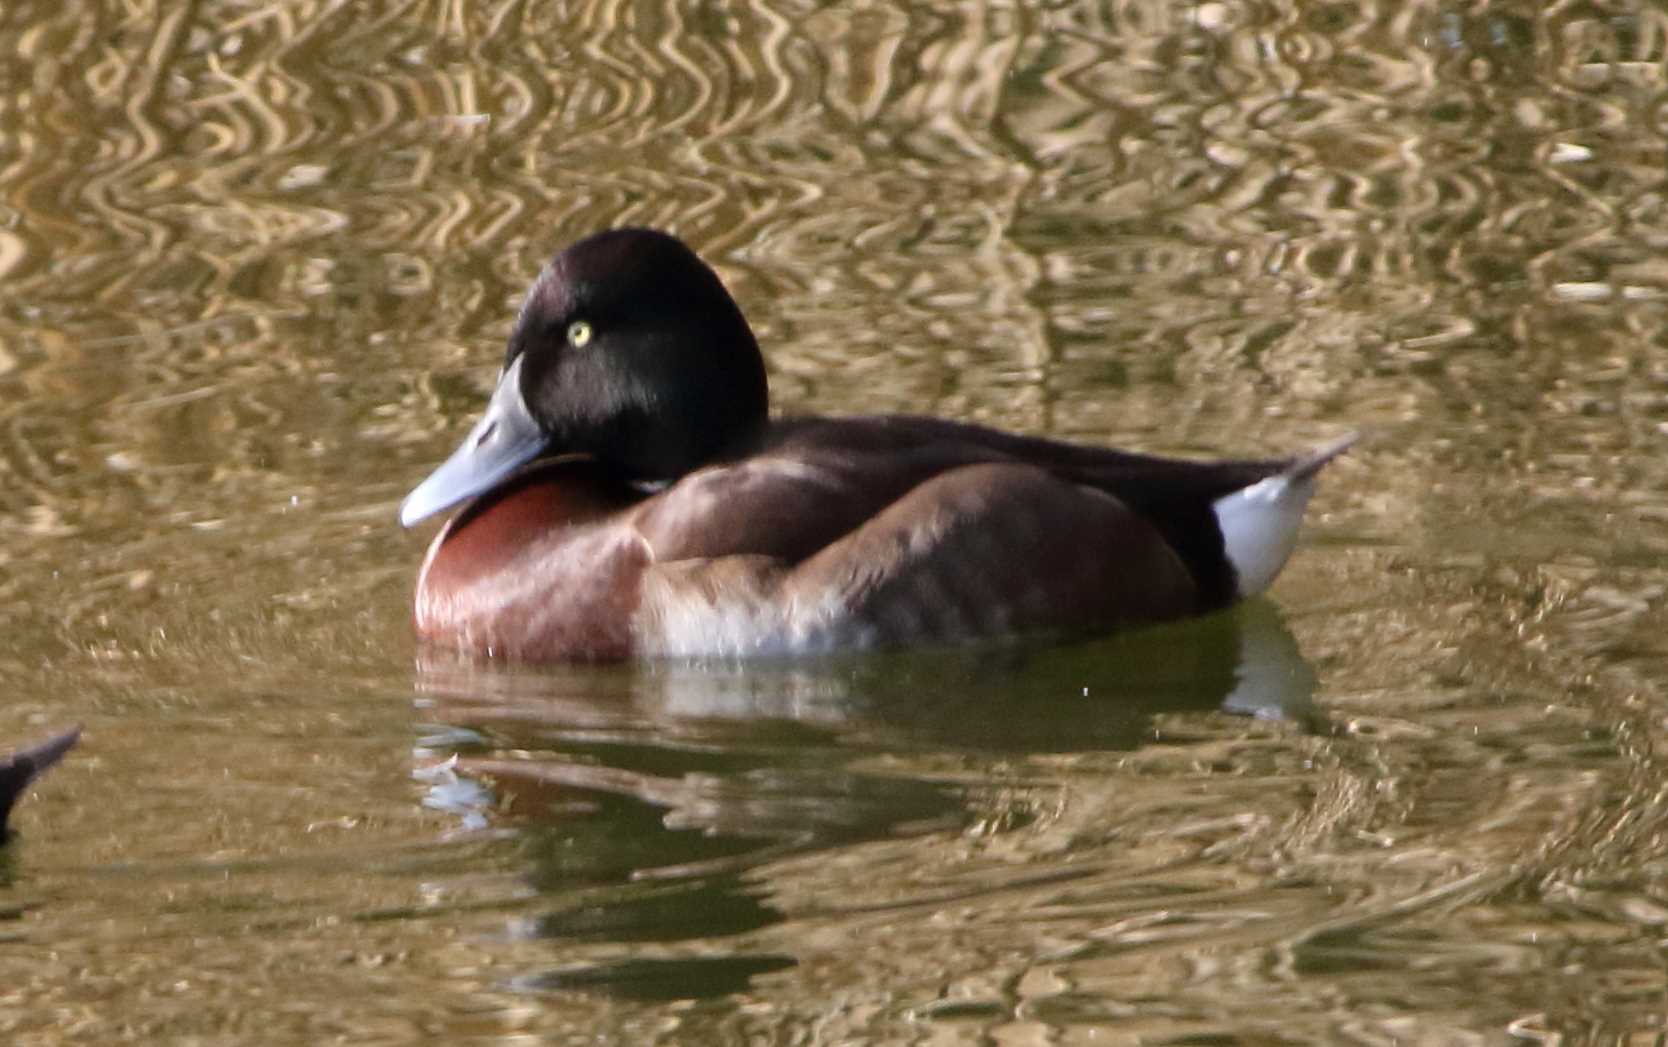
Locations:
3;0;1668;1040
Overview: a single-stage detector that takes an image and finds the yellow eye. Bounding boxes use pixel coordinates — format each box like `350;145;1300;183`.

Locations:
567;320;593;349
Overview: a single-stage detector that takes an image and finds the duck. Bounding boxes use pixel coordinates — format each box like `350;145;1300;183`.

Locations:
0;726;79;841
399;228;1354;662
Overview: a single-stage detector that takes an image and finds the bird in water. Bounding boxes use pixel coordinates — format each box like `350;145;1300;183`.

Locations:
400;228;1354;661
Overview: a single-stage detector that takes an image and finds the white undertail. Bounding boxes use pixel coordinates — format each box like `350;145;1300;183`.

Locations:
1211;434;1357;598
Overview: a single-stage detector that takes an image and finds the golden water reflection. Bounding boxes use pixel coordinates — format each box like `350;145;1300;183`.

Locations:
1;0;1667;1041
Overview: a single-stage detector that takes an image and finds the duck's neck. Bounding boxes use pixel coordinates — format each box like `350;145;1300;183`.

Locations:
586;409;769;484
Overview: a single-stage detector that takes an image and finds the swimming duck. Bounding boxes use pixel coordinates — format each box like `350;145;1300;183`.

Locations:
400;229;1353;661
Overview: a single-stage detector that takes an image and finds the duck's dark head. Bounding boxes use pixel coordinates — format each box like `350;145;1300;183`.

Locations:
400;229;768;526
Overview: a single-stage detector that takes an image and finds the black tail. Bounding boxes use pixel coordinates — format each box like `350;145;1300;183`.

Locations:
1283;433;1360;484
0;726;80;839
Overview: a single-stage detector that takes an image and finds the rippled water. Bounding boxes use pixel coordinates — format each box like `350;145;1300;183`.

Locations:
3;0;1668;1040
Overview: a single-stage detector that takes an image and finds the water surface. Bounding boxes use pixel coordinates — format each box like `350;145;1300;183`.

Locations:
2;0;1667;1041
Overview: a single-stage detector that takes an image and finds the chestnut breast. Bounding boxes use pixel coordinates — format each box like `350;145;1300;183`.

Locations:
415;462;648;660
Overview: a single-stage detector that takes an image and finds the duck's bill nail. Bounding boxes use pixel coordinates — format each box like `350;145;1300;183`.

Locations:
399;356;546;527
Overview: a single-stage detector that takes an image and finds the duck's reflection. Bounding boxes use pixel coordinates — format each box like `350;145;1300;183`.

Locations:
416;601;1317;750
411;602;1318;1000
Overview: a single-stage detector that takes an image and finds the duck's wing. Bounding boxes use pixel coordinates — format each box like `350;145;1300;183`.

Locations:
631;452;1212;655
781;460;1207;645
777;432;1355;646
633;417;1353;598
629;420;1005;564
629;420;1353;652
